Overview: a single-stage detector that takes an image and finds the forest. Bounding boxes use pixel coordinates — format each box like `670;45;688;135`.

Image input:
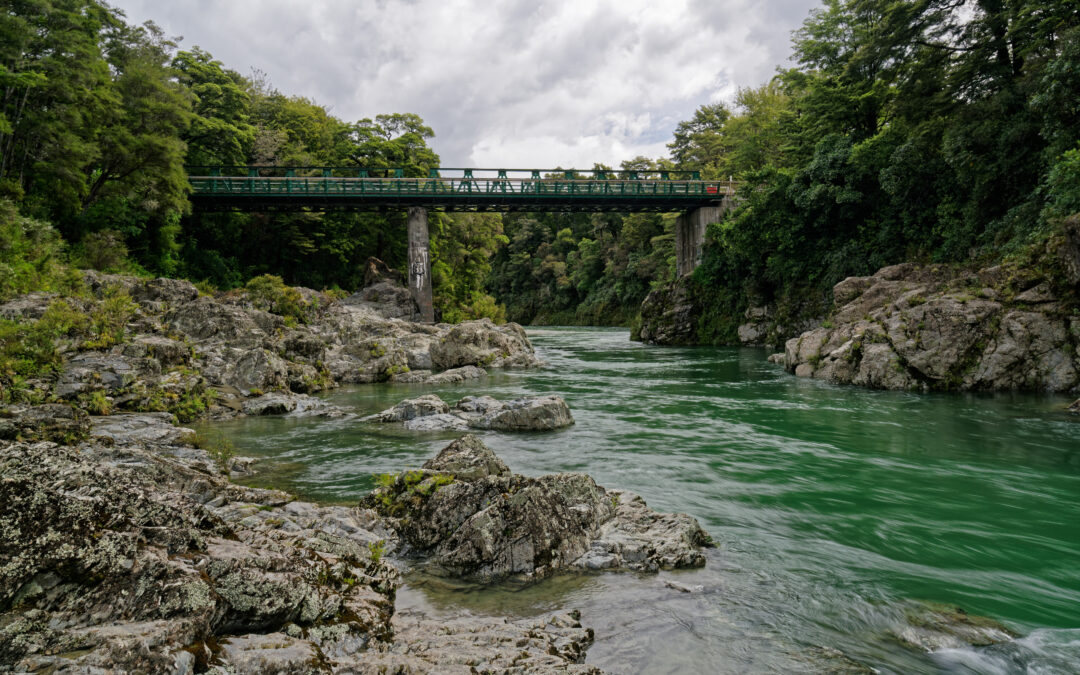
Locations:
0;0;504;321
2;0;1079;335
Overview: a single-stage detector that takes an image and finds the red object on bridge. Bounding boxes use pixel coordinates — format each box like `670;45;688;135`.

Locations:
706;186;719;194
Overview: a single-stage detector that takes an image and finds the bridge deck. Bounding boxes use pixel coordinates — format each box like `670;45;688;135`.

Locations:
187;167;736;212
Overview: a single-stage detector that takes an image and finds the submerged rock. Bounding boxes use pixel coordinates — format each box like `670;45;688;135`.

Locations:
360;435;709;582
891;601;1018;652
366;393;575;432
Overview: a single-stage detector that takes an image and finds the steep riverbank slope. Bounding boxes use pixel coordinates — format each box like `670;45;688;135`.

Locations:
642;220;1080;396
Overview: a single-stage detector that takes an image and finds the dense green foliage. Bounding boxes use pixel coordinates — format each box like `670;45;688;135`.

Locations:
0;0;502;320
486;159;680;325
488;206;676;325
682;0;1080;342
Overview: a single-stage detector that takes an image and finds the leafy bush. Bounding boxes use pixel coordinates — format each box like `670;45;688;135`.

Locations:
1043;146;1080;221
79;229;129;272
0;299;91;400
0;199;65;302
440;292;507;324
84;288;138;349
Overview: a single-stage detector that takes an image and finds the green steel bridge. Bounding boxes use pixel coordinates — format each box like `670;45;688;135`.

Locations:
186;166;736;212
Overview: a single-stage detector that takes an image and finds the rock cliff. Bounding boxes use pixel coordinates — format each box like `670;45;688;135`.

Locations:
777;262;1080;393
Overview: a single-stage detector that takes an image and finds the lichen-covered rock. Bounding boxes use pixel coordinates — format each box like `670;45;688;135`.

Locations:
360;435;709;582
372;394;450;422
1;263;542;428
425;364;487;384
362;608;602;674
781;263;1080;393
90;412;191;444
121;335;192;368
241;391;347;418
0;436;398;673
0;292;61;320
167;296;266;347
342;280;420;321
462;394;574;431
366;394;575;432
422;434;510;480
0;403;90;443
130;277;199;307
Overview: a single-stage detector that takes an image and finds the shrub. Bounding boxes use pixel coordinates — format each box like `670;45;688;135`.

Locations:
80;230;129;272
0;199;65;301
0;299;91;396
83;288;138;349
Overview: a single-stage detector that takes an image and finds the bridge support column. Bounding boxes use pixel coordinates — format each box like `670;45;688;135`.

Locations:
675;201;732;276
407;207;435;323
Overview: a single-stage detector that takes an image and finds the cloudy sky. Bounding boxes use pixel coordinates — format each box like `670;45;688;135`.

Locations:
109;0;819;168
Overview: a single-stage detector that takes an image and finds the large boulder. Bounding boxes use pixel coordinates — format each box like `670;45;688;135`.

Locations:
166;297;266;347
0;437;396;673
458;394;575;431
430;319;539;370
341;281;419;321
54;351;158;399
781;263;1080;393
360;435;709;582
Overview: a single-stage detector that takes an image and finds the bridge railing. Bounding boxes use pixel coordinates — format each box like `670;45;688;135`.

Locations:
186;166;738;200
185;166;709;181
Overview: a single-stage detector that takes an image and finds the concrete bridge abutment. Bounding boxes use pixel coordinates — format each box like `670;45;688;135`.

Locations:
675;199;734;277
407;207;435;323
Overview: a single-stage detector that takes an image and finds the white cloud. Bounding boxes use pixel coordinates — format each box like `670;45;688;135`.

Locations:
110;0;818;167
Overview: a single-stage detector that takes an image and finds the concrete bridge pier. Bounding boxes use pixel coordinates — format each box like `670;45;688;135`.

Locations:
675;201;733;276
407;207;435;323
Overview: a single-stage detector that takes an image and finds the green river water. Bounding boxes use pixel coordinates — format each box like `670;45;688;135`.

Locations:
209;327;1080;674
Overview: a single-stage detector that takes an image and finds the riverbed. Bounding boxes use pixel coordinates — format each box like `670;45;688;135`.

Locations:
209;327;1080;674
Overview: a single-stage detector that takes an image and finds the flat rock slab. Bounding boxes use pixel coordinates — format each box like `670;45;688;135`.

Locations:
366;394;574;432
91;412;191;444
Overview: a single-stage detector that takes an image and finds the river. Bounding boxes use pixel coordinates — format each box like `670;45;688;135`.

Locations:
208;327;1080;674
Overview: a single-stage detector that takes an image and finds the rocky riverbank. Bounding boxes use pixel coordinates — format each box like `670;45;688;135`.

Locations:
0;406;706;673
0;259;539;423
